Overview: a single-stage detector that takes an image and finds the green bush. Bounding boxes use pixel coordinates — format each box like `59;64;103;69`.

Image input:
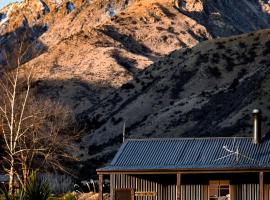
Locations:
62;193;76;200
0;172;52;200
22;171;51;200
47;193;76;200
0;184;27;200
0;186;23;200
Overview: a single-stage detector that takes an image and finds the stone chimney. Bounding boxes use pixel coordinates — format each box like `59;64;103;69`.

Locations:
252;109;261;144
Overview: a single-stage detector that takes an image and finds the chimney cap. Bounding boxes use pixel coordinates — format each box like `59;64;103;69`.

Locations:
252;109;261;114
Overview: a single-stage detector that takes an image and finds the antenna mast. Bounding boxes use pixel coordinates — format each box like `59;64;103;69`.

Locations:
122;121;126;143
213;139;259;164
236;146;239;163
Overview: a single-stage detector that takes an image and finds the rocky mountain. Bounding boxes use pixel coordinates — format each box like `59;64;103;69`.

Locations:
81;29;270;175
0;0;270;177
175;0;270;37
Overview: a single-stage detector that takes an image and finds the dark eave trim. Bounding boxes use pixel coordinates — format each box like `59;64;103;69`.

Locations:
96;167;270;175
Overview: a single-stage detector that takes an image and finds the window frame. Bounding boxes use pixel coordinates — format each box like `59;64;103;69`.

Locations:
113;188;135;200
208;180;230;200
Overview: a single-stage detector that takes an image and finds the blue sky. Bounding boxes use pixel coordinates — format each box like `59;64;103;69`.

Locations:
0;0;21;9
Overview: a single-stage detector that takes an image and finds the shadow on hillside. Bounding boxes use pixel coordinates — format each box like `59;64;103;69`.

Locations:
111;49;142;77
155;3;176;19
31;77;117;132
99;25;157;60
174;0;270;37
0;23;48;69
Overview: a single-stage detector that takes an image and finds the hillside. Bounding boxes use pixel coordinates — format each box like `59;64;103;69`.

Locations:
81;29;270;175
1;0;270;114
175;0;270;37
1;0;213;113
0;0;270;177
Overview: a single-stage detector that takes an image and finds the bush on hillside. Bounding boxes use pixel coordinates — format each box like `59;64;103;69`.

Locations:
208;66;221;78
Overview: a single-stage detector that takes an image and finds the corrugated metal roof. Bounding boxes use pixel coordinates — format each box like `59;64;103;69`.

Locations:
98;137;270;172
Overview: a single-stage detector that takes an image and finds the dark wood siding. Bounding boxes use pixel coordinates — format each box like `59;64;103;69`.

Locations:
110;174;207;200
110;173;266;200
231;184;259;200
264;184;270;200
111;174;176;200
181;185;208;200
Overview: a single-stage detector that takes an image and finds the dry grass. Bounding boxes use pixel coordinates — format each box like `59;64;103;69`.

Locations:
77;192;109;200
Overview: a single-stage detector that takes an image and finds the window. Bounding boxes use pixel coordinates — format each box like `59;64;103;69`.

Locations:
114;188;134;200
209;180;230;200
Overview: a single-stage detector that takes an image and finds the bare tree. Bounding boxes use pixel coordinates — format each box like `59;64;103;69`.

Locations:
16;98;78;186
0;41;33;193
0;40;79;195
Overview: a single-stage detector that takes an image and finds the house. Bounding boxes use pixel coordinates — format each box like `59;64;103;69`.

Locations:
0;174;20;191
0;175;10;183
97;109;270;200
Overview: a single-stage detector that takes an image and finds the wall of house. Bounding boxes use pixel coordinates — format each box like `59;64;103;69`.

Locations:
110;174;208;200
264;184;270;200
110;173;267;200
231;184;259;200
111;174;176;200
181;184;208;200
182;173;261;200
181;184;260;200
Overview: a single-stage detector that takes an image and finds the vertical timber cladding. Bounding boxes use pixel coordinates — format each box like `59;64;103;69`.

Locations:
230;172;261;200
232;184;259;200
110;173;267;200
180;185;208;200
110;174;208;200
180;173;261;200
264;184;270;200
181;174;209;200
264;173;270;200
111;174;176;200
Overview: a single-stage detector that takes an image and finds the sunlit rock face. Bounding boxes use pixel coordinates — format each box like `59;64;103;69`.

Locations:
177;0;204;12
259;0;270;13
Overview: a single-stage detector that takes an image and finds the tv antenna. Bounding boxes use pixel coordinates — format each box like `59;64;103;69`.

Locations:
213;138;260;164
122;121;126;143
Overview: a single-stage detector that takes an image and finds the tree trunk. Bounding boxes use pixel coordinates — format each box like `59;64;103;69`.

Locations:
21;154;28;186
8;158;14;195
22;161;28;186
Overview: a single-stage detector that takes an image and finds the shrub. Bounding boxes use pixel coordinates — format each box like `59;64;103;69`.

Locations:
225;64;234;72
41;173;74;194
208;66;221;78
0;186;21;200
262;40;270;56
237;68;247;79
240;52;255;63
22;171;51;200
211;53;220;64
62;192;76;200
216;42;225;49
238;42;247;48
0;172;51;200
121;82;135;90
195;53;209;65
